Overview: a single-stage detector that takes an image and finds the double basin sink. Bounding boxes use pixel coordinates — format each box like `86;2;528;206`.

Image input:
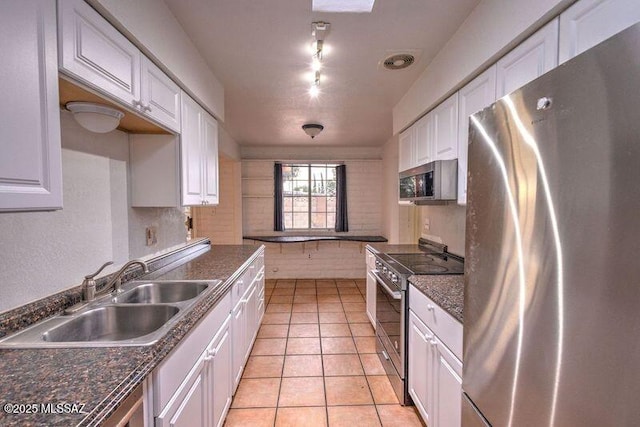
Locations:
0;280;221;348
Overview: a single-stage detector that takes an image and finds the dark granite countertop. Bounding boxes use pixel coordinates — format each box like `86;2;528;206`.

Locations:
0;243;263;427
408;275;464;323
245;235;387;243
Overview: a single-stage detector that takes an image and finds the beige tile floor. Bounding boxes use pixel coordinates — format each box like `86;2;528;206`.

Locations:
224;279;424;427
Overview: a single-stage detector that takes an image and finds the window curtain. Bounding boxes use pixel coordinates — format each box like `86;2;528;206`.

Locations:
335;164;349;232
274;163;284;231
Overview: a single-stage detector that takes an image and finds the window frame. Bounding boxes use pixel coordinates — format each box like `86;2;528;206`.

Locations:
281;163;338;231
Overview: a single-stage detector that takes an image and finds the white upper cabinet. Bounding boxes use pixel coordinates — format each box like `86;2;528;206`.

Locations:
202;114;220;205
0;0;62;212
456;66;497;205
58;0;140;107
141;57;182;132
181;93;219;206
398;127;416;173
496;19;559;98
432;93;459;161
559;0;640;64
58;0;181;132
414;114;434;166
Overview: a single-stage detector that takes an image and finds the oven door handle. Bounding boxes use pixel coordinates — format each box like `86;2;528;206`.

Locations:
372;270;402;300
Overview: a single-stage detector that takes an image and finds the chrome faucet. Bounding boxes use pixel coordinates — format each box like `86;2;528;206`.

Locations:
81;261;114;302
67;259;151;315
101;259;150;296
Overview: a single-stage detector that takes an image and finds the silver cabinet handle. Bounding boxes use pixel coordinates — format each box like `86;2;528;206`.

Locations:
143;104;152;112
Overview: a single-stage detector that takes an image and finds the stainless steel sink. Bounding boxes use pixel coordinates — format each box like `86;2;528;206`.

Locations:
113;281;209;304
0;279;222;348
43;305;179;342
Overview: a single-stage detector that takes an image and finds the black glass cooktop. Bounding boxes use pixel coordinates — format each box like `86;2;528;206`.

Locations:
388;253;464;275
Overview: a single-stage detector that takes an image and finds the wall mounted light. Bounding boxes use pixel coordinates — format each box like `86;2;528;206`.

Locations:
302;123;324;139
66;102;124;133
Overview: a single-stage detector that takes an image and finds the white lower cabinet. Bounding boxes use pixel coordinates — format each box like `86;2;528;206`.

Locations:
365;248;376;328
155;302;231;427
152;247;266;426
157;316;231;427
409;284;463;427
231;261;265;393
408;310;436;426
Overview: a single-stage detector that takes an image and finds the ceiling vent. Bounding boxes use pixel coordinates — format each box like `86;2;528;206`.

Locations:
382;53;415;70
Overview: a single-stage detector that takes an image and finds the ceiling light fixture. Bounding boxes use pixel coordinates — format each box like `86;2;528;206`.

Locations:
66;102;124;133
302;123;324;139
308;22;330;98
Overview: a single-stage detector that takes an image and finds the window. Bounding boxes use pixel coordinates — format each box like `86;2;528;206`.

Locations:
282;164;337;229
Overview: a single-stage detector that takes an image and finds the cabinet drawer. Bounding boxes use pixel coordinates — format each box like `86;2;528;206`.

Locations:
153;291;231;412
409;284;463;360
231;268;251;307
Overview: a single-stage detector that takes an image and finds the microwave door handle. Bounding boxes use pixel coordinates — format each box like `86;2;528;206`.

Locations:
372;271;402;300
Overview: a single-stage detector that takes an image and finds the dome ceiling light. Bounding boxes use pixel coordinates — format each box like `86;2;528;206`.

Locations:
65;102;124;133
302;123;324;139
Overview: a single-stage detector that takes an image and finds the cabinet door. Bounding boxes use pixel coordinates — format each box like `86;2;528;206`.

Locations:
244;282;259;361
156;361;207;427
181;95;205;206
202;113;219;205
456;66;497;205
408;310;435;425
366;271;377;328
231;300;246;392
208;319;232;427
398;128;415;172
433;338;463;427
559;0;640;64
496;19;559;98
432;94;459;161
141;57;181;132
0;0;62;211
58;0;141;108
414;114;434;166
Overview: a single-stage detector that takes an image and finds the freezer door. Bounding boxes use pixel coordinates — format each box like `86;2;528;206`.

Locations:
462;393;490;427
464;23;640;427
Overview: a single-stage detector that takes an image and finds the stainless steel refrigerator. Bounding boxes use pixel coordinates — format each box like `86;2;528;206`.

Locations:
463;22;640;427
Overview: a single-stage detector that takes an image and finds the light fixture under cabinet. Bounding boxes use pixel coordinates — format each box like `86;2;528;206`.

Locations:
65;102;124;133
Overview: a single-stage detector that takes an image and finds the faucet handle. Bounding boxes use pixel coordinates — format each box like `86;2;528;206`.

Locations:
85;261;114;279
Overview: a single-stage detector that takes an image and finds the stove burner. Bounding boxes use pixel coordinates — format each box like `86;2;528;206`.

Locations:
409;263;449;274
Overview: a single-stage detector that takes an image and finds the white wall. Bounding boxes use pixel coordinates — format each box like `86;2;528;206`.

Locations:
0;112;186;313
381;135;417;244
241;146;383;279
393;0;572;133
87;0;225;122
241;145;383;161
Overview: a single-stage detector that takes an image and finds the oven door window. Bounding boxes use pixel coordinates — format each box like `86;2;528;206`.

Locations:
415;171;434;198
376;281;402;353
399;176;416;199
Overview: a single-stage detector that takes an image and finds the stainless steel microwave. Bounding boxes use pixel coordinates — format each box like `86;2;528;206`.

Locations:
399;159;457;204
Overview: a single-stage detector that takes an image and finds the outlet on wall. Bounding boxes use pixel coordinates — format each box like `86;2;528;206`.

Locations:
423;217;430;232
146;226;158;246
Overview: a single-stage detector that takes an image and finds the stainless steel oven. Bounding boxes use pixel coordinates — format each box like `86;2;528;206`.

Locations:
373;255;411;405
372;239;464;406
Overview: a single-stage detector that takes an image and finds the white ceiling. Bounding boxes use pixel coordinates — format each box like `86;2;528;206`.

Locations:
164;0;480;147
